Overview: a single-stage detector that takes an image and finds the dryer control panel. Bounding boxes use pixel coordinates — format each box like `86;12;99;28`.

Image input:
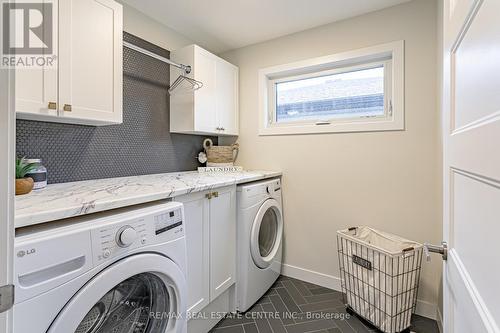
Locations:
91;202;184;265
237;178;282;209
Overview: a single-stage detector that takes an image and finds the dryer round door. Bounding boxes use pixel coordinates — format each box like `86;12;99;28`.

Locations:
250;199;283;269
48;253;187;333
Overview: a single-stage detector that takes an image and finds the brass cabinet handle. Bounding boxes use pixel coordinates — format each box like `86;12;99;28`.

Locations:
205;192;219;200
63;104;72;112
48;102;57;110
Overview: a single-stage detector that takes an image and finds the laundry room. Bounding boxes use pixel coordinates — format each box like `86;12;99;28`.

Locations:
1;0;499;333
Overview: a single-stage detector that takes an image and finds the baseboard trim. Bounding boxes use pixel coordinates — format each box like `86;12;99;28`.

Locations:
281;263;342;291
281;263;438;320
415;299;438;320
437;307;443;333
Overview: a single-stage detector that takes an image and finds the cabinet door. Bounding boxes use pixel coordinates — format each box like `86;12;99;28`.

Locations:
216;60;239;136
194;47;218;134
15;0;58;120
209;186;236;300
177;192;210;314
58;0;122;125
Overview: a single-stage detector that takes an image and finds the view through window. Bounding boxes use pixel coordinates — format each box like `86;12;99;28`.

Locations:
275;66;385;123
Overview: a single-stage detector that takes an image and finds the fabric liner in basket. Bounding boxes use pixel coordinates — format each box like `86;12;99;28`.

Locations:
341;227;422;254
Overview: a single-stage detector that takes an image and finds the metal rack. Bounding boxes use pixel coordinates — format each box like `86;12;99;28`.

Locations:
123;41;191;74
123;41;203;94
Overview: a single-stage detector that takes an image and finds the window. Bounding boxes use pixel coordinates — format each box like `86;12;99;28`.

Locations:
259;41;404;135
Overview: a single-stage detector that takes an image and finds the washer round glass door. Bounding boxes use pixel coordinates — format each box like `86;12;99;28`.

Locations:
250;199;283;269
48;254;187;333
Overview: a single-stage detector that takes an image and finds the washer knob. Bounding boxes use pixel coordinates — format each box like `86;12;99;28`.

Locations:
102;249;111;258
117;226;137;247
266;185;273;194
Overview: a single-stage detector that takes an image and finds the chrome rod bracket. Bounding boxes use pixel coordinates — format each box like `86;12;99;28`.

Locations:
183;65;192;75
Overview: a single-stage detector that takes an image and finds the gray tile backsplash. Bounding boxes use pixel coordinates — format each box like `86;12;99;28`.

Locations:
16;32;216;184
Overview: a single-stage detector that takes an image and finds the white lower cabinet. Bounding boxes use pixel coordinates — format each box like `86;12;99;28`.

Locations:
177;191;210;314
208;187;236;300
176;186;236;314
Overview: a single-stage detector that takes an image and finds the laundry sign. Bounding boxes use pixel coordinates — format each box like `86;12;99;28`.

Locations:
352;254;372;270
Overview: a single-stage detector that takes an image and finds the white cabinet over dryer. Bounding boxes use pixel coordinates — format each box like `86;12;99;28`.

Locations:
16;0;123;126
170;45;239;136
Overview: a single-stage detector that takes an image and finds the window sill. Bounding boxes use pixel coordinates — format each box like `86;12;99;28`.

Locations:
259;117;404;136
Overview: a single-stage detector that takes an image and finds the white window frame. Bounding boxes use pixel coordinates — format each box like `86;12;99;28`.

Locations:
258;40;404;135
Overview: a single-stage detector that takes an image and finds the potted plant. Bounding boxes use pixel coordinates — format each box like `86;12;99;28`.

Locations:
16;157;37;195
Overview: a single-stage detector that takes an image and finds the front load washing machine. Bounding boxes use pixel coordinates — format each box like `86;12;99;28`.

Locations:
236;178;283;312
13;201;187;333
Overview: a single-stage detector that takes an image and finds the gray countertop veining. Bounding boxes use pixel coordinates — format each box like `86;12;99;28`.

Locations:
15;170;282;228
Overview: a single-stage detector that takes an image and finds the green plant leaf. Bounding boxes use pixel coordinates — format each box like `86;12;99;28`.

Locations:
16;157;37;179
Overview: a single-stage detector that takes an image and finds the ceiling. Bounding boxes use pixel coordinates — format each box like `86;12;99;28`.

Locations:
122;0;412;53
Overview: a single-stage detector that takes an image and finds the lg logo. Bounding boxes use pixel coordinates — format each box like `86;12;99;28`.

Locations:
17;248;36;258
2;2;53;54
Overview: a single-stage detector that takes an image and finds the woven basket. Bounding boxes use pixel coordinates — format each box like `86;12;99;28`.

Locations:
203;139;239;166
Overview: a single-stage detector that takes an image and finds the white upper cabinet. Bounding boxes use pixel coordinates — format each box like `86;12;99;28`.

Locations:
16;0;123;126
170;45;239;136
216;58;239;136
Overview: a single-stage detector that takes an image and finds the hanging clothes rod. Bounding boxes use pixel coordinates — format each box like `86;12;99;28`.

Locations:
123;41;191;74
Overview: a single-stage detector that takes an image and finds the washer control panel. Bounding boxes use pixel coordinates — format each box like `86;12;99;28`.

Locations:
91;203;184;265
154;208;183;236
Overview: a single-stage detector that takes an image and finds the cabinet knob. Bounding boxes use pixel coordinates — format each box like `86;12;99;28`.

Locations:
205;193;213;200
48;102;57;110
63;104;72;112
213;191;219;198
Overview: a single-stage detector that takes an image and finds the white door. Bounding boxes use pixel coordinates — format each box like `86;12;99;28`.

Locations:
177;192;210;314
0;68;15;331
442;0;500;332
209;186;236;300
250;199;283;269
216;59;239;136
58;0;122;125
48;254;187;333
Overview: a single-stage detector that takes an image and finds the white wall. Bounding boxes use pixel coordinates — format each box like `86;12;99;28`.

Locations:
119;2;193;51
221;0;442;318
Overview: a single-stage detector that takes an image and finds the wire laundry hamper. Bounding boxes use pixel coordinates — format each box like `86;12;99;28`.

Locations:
337;227;423;333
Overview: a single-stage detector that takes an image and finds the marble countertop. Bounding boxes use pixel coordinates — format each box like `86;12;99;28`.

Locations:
15;170;282;228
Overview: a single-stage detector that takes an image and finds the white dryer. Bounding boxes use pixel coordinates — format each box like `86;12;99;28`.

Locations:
236;178;283;312
13;201;188;333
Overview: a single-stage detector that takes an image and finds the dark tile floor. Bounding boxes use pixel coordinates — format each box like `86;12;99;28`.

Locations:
210;276;439;333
